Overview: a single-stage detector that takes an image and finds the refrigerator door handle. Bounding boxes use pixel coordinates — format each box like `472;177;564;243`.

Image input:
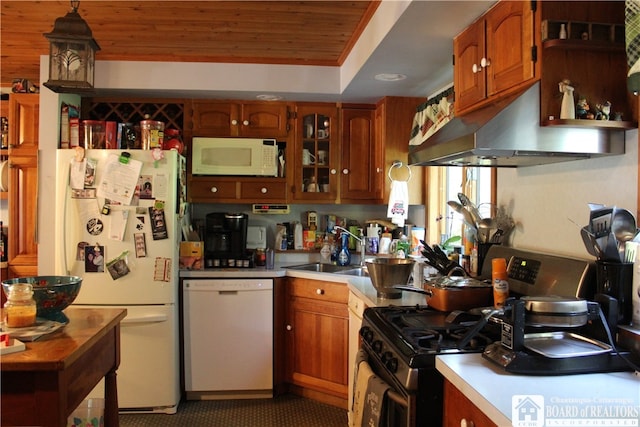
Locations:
61;170;70;275
121;313;169;324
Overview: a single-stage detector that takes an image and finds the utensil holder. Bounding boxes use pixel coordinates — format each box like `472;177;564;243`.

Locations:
477;243;498;276
595;261;633;324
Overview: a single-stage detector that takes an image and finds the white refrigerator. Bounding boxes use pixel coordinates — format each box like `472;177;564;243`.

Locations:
54;149;186;414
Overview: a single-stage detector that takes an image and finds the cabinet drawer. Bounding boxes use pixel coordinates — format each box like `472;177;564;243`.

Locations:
189;178;237;200
239;180;286;200
443;379;496;427
288;278;348;304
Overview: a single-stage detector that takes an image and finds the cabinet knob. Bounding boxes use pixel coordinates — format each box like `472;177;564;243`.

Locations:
243;120;250;126
472;63;480;73
210;186;218;193
330;169;337;175
342;168;349;175
460;419;475;427
231;119;238;126
480;57;490;68
261;187;268;194
286;324;292;331
316;288;324;295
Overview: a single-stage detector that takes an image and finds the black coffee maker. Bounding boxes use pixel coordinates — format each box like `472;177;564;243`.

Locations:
205;212;249;268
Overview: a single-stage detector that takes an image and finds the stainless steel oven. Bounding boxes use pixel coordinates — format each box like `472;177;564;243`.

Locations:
354;246;613;427
357;305;499;426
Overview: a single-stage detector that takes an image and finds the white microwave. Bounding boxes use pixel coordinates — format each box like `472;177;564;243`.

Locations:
191;137;278;176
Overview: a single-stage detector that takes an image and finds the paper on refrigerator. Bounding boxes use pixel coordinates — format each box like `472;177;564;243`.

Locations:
97;154;142;205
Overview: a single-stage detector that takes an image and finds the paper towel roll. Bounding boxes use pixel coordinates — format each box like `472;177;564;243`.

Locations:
411;227;425;256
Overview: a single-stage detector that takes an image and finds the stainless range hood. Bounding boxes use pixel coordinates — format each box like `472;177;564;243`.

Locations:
408;82;626;167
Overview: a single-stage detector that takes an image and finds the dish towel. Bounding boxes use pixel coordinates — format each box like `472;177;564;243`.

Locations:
351;350;391;427
351;351;373;427
387;179;409;228
362;373;391;427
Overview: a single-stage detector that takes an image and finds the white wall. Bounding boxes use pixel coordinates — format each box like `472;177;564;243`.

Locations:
497;129;638;258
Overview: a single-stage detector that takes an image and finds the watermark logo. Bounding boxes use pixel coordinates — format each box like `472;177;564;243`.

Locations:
512;395;639;426
513;395;545;427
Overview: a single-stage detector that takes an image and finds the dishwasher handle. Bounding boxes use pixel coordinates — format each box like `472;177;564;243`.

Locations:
121;313;169;324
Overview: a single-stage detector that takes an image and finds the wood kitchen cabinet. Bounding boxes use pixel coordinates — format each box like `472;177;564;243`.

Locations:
538;1;635;128
454;1;536;115
443;379;497;427
339;106;378;203
291;103;339;203
188;176;287;203
191;100;291;138
375;96;425;205
285;277;349;408
7;94;39;279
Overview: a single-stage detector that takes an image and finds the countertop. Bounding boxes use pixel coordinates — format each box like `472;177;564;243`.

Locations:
436;353;640;426
345;275;426;307
181;264;426;306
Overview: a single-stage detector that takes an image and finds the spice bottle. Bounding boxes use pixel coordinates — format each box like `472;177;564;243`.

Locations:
4;283;37;328
492;258;509;308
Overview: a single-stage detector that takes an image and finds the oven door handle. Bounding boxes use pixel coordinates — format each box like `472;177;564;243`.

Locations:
387;390;408;408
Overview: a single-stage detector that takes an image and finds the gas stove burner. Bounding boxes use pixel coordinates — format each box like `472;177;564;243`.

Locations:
449;330;494;351
365;305;503;356
406;329;443;352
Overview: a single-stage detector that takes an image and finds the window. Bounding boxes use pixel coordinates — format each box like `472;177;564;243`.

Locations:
425;166;495;248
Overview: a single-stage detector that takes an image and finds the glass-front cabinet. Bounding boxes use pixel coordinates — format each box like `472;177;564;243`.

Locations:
293;104;338;202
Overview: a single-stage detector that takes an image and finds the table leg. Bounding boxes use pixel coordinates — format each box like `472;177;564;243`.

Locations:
104;369;119;427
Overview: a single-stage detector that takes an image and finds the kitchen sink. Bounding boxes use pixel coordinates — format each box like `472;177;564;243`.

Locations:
285;263;361;273
336;267;369;277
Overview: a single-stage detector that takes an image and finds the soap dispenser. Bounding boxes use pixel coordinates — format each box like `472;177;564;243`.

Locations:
337;232;351;266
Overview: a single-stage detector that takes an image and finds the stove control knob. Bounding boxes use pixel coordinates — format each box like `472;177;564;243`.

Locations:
381;351;393;363
372;340;383;353
387;357;398;373
360;327;373;343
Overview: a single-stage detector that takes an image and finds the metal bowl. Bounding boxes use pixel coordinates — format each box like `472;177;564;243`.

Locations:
2;276;82;323
365;258;414;299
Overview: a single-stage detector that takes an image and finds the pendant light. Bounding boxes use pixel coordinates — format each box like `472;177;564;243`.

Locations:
43;0;100;93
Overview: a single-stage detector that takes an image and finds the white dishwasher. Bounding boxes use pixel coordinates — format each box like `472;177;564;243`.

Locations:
183;278;273;399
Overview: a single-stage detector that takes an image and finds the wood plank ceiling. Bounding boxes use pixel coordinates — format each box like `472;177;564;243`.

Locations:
0;1;379;88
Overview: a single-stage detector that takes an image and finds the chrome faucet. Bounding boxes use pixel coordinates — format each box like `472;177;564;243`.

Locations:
333;226;366;267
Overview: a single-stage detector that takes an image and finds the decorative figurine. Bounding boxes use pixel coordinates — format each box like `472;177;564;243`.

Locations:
558;79;576;119
595;101;611;120
576;98;594;120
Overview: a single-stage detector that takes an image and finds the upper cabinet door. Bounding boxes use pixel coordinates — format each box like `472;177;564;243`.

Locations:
238;103;290;138
8;94;39;156
454;18;486;112
292;104;339;202
340;107;377;202
192;101;290;137
192;101;237;137
454;1;535;115
485;1;535;96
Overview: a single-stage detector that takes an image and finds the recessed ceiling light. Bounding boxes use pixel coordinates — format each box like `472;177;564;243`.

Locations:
374;73;407;82
256;94;283;101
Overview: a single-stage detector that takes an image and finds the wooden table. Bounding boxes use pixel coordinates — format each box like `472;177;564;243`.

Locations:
1;307;127;427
